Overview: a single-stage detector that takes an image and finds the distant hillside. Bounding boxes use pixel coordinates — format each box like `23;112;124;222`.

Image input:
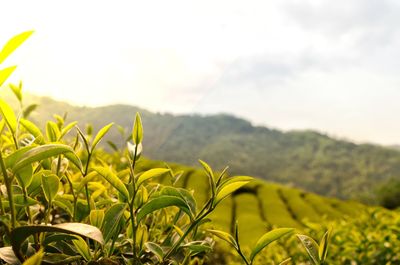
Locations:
11;93;400;203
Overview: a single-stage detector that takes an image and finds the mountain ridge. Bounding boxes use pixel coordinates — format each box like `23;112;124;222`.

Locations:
6;92;400;203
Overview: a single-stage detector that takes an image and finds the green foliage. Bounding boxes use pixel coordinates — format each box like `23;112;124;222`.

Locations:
376;178;400;209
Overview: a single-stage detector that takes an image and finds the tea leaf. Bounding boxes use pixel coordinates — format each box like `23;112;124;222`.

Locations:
0;31;34;64
0;66;17;87
72;237;91;261
41;174;60;203
319;228;332;263
250;228;294;262
297;234;320;265
0;98;17;132
9;83;22;102
92;123;113;150
90;209;105;229
145;242;164;262
215;176;253;204
182;241;212;255
279;257;292;265
12;144;78;173
11;223;104;258
102;203;126;243
207;229;238;249
132;112;143;145
94;166;129;200
20;119;43;143
22;104;38;118
137;195;192;223
22;249;44;265
136;168;170;188
59;121;78;139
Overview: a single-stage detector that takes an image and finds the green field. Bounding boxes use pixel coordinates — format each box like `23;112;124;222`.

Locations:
136;158;377;248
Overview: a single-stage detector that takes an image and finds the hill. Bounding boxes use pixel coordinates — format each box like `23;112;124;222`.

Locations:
11;93;400;203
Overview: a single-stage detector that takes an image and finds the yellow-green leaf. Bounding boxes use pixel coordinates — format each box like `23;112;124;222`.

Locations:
22;249;44;265
0;98;17;132
250;228;294;262
20;118;44;143
0;66;17;87
207;229;238;249
319;228;332;263
136;168;170;187
297;234;320;265
12;144;78;173
137;195;192;223
0;31;34;64
72;237;91;261
41;174;60;203
90;209;105;229
132;112;143;145
92;123;113;150
94;166;129;199
215;176;252;204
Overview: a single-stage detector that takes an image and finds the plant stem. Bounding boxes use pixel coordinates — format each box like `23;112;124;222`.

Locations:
84;152;92;212
0;151;16;229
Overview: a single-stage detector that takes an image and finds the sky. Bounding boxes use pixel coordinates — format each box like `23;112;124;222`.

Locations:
1;0;400;145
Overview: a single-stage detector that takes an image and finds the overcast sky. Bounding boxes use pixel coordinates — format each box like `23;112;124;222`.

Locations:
1;0;400;145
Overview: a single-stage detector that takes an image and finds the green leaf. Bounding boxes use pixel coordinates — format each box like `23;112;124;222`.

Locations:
92;123;113;151
278;257;292;265
13;195;38;207
0;66;17;87
22;249;44;265
94;166;129;200
160;186;196;216
0;246;21;265
46;121;60;142
15;164;33;189
90;209;104;229
145;242;164;262
41;174;60;203
207;229;238;249
12;144;78;173
215;176;253;204
250;228;294;262
42;253;81;265
22;104;38;119
102;203;126;243
132;112;143;145
198;159;215;180
63;151;83;172
20;119;43;143
72;237;91;261
136;168;170;188
297;234;320;265
137;195;192;223
11;223;104;260
319;228;332;263
59;121;78;139
0;98;17;132
181;241;212;255
0;31;34;64
76;171;98;193
9;83;22;102
42;234;79;246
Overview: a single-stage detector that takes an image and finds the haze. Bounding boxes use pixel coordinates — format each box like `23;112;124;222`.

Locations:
1;0;400;145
